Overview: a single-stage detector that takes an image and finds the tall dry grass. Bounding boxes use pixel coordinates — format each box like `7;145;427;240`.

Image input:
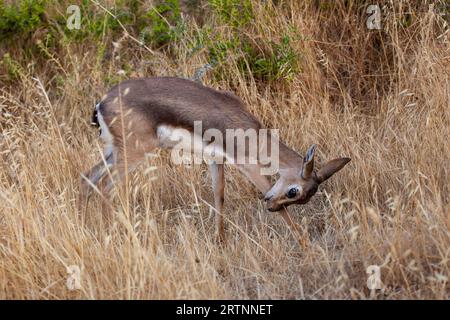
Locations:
0;0;448;299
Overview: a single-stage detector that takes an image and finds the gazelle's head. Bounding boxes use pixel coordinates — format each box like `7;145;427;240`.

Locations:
264;145;350;212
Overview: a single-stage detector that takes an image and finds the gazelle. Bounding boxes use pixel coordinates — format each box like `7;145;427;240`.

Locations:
79;77;350;241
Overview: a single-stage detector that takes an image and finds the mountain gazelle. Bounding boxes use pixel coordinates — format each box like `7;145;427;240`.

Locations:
79;77;350;242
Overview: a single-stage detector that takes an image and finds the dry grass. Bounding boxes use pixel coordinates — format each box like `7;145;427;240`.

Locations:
0;0;448;299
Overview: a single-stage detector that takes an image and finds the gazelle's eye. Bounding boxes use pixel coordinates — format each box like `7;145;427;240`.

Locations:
287;187;298;198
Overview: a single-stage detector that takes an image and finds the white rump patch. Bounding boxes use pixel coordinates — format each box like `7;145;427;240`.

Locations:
96;103;114;157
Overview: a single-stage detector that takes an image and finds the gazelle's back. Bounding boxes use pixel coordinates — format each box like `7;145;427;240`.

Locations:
99;77;261;134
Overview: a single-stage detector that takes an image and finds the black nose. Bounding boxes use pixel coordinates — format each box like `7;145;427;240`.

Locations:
264;195;273;202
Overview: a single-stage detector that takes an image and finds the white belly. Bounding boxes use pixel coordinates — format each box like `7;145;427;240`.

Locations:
156;125;229;165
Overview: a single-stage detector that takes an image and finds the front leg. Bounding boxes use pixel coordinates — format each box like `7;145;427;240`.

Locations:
209;162;225;242
236;164;305;245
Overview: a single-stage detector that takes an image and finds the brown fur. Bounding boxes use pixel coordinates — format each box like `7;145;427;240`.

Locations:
100;77;261;135
80;77;350;243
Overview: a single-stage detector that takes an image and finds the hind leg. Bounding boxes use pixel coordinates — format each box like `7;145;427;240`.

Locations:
78;151;114;216
93;150;136;220
99;136;159;218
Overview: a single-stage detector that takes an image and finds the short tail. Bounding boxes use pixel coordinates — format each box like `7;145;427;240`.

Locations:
191;63;214;84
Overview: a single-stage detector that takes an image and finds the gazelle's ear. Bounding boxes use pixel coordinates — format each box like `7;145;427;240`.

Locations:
301;144;316;179
315;158;351;183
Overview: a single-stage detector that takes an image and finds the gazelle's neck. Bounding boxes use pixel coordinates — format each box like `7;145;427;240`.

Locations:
277;139;303;170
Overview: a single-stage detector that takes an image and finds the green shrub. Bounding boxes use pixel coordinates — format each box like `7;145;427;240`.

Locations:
194;1;300;81
194;28;300;82
0;0;47;39
62;1;134;42
208;0;253;27
1;53;23;80
244;35;300;81
142;0;183;47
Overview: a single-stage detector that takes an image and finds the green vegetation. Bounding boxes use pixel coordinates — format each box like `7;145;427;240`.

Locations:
0;0;47;38
0;0;301;82
1;53;23;80
143;0;183;46
209;0;254;27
